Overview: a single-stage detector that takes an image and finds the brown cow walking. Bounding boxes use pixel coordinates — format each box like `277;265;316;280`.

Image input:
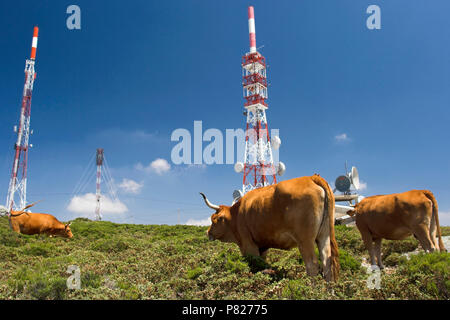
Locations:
347;190;446;269
200;174;340;282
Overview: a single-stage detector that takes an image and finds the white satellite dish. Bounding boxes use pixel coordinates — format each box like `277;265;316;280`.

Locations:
271;136;281;150
232;189;243;201
349;166;360;190
234;162;244;173
277;162;286;176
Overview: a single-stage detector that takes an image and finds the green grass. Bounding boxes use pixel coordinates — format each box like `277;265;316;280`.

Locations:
0;216;448;300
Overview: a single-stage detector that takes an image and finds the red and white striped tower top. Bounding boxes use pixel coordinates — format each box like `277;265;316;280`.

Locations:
30;26;38;60
248;6;256;53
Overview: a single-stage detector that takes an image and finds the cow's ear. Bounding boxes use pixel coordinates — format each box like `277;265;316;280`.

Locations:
65;221;72;228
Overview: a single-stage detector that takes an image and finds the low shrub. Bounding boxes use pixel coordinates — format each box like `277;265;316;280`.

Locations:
186;267;203;280
90;239;129;253
22;242;56;257
339;249;362;272
398;252;450;299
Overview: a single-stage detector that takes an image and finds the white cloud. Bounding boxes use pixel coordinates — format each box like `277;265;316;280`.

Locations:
136;158;171;175
335;133;349;142
357;180;367;191
118;178;143;194
151;158;171;174
185;217;211;226
67;193;128;218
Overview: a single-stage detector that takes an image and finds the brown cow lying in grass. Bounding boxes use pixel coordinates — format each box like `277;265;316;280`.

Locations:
347;190;446;269
0;202;73;238
200;174;340;282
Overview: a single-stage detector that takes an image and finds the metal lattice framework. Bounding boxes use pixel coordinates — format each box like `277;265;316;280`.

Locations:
240;7;277;194
67;149;120;221
95;148;104;220
6;27;39;213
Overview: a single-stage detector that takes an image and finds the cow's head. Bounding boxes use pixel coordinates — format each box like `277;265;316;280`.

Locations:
346;203;360;217
199;193;236;243
59;222;73;238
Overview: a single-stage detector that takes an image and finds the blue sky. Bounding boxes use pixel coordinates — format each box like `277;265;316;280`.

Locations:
1;1;449;225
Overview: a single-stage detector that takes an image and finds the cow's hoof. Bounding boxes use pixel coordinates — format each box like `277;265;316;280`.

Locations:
370;265;380;272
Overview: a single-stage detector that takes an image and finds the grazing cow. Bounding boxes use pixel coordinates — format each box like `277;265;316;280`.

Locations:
347;190;446;269
200;174;340;282
0;202;73;238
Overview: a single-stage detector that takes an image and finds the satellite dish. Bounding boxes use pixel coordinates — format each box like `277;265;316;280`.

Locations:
232;189;243;200
232;189;243;205
271;136;281;150
277;162;286;176
335;175;351;193
350;166;360;190
234;162;244;173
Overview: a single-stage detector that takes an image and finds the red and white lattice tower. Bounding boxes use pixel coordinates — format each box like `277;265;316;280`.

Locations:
6;27;39;213
233;7;285;200
95;148;104;220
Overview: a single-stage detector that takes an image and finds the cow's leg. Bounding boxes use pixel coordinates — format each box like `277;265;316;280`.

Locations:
428;212;439;250
373;238;384;269
412;224;435;252
316;234;332;281
260;249;269;261
239;242;260;257
297;239;319;277
358;225;377;267
8;220;21;234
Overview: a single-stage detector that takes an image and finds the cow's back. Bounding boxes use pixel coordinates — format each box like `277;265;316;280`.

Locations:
237;176;325;249
13;212;62;235
355;190;432;240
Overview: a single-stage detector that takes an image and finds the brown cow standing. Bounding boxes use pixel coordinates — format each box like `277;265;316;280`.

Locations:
2;202;73;238
200;174;340;282
347;190;445;269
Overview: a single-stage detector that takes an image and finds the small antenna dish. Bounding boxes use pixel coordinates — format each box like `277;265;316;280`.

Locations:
271;136;281;150
335;175;351;193
277;162;286;176
350;166;360;190
234;162;244;173
232;189;243;205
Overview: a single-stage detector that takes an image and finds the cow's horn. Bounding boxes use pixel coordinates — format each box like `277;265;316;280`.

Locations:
65;221;72;227
199;192;220;210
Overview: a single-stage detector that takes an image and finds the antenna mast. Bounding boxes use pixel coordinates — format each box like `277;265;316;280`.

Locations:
233;7;285;199
95;148;104;220
6;27;39;213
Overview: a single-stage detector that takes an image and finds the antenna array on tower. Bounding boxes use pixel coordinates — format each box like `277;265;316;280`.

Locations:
233;7;285;203
6;27;39;213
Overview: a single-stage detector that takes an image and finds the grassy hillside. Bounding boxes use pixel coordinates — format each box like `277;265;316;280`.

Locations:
0;216;448;300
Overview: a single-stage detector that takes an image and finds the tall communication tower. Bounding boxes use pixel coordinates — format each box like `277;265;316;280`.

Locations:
233;7;285;202
6;27;39;213
95;148;104;220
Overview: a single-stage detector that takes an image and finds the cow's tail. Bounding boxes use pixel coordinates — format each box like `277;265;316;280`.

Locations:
422;190;446;252
311;174;340;281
